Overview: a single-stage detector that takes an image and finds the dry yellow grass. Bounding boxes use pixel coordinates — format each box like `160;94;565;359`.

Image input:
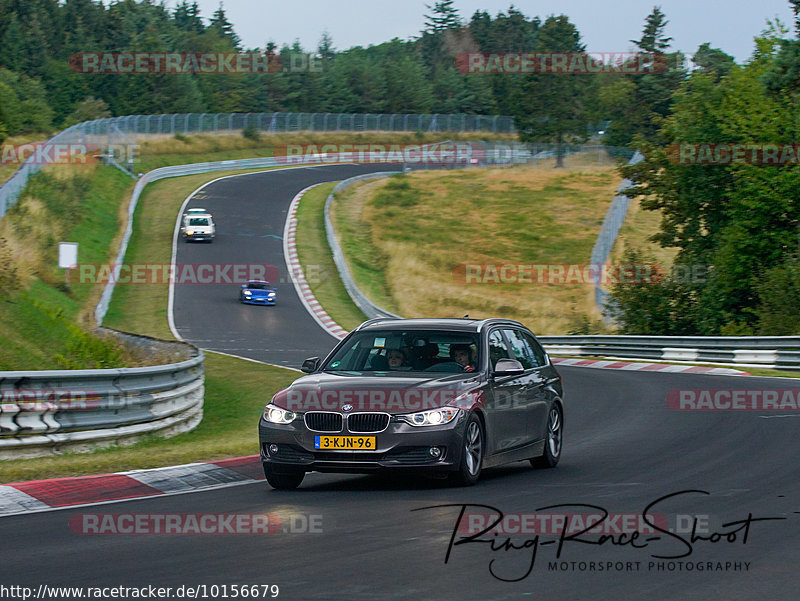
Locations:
137;131;517;157
607;197;678;268
338;165;623;334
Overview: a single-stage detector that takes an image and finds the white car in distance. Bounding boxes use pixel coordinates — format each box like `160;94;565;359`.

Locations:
181;208;215;242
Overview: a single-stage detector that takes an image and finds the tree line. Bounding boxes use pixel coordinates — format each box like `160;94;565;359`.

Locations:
0;0;710;148
609;4;800;335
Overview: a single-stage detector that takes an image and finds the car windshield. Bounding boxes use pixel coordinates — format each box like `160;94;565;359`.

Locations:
323;329;480;373
188;217;209;226
246;283;270;290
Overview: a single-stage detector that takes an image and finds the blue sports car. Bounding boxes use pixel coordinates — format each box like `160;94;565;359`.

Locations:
240;280;277;305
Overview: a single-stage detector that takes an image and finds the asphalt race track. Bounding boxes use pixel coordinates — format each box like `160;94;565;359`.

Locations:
2;165;800;601
172;163;404;368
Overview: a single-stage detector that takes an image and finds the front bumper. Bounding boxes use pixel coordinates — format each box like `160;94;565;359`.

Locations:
258;412;467;473
241;296;276;305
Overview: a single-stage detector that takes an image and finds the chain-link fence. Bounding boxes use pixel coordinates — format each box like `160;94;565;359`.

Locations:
0;112;518;218
95;112;517;136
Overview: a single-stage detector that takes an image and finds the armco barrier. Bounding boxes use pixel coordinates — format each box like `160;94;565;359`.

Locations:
0;333;204;459
537;335;800;370
324;172;404;320
591;150;644;317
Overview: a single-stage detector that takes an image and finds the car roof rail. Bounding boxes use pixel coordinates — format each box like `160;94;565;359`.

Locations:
477;318;525;332
355;317;397;331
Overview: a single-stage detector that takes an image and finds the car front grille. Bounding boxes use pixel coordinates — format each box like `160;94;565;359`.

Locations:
304;412;343;432
347;413;390;433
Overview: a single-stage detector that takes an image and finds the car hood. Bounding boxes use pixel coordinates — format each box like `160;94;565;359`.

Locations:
272;371;484;414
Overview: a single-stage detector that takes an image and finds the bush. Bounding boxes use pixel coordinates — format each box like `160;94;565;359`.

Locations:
606;248;698;334
242;124;261;141
754;255;800;335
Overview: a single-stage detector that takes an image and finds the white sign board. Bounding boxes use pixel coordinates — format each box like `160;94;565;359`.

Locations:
58;242;78;269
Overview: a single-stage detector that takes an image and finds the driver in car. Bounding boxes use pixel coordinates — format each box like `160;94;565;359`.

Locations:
450;344;476;372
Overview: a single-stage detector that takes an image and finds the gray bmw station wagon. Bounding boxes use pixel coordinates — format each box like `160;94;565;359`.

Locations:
258;318;564;489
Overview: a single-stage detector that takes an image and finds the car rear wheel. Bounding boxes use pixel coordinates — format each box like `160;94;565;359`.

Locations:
530;405;562;469
263;464;305;490
450;414;483;486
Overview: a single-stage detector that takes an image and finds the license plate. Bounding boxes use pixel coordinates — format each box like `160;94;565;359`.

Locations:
314;436;376;450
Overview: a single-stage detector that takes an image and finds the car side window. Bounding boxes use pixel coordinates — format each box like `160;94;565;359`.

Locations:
488;330;511;370
502;329;537;369
522;332;547;367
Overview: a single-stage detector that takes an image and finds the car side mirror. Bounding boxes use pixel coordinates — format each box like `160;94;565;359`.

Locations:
241;284;247;288
301;357;320;373
493;358;525;376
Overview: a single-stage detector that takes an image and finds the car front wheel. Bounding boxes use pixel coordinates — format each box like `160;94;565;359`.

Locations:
450;414;484;486
531;404;562;469
263;464;305;490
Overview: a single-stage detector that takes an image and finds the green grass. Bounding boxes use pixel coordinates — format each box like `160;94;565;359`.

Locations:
3;165;305;480
294;182;368;331
331;178;400;315
0;167;136;370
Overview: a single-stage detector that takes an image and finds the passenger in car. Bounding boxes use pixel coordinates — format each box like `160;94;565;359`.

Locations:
387;348;410;370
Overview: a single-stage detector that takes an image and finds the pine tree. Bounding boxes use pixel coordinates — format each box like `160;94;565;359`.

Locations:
209;2;241;50
174;1;204;34
423;1;460;33
790;0;800;34
630;6;673;53
318;31;335;62
514;15;587;167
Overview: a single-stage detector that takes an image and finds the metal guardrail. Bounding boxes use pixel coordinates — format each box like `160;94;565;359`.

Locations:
0;332;204;459
537;335;800;370
591;150;644;317
324;172;405;320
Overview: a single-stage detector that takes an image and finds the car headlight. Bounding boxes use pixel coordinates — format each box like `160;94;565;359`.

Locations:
263;403;296;424
243;290;252;295
187;231;194;235
398;407;459;427
268;292;276;297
